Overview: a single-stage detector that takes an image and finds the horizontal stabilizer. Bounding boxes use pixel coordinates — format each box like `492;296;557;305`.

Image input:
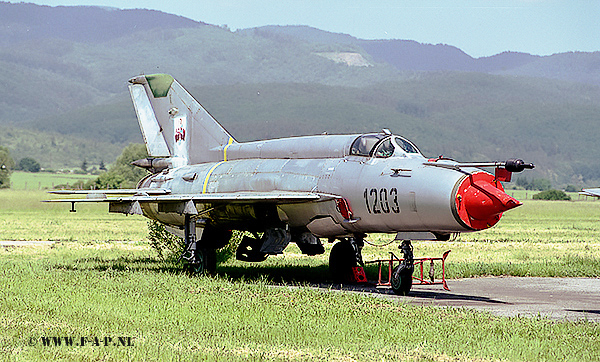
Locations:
581;188;600;197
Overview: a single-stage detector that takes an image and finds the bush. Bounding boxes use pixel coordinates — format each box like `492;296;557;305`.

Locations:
217;230;243;263
533;189;571;200
147;220;184;260
0;146;15;189
147;220;242;264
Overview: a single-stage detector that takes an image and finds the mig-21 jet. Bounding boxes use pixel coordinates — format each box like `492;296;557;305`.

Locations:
48;74;534;294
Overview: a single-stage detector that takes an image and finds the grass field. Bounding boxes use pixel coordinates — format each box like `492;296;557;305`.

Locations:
1;183;600;361
9;171;97;191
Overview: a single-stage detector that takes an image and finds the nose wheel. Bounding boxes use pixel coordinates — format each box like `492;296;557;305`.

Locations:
391;240;414;295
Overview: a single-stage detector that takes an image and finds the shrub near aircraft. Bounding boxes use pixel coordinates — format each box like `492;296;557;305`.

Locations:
48;74;534;295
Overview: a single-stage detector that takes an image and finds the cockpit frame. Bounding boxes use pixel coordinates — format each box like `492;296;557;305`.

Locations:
350;133;421;158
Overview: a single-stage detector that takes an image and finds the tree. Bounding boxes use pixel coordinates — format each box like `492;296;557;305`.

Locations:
17;157;41;172
95;143;148;189
0;146;15;189
531;178;552;191
515;177;552;191
564;185;579;192
515;176;529;189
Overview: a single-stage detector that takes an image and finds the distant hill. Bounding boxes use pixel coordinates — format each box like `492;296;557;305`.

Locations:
0;2;205;45
0;3;599;187
358;39;476;71
0;125;123;170
249;25;599;86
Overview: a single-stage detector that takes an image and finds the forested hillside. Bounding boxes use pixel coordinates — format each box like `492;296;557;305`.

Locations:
0;2;599;187
251;25;600;87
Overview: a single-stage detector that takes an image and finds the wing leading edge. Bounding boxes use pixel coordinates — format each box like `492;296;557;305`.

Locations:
45;190;339;215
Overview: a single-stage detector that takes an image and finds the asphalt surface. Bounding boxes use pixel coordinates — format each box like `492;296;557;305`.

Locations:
3;240;598;321
331;277;600;322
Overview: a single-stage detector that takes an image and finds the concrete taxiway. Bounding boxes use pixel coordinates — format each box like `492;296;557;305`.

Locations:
384;277;600;321
319;276;600;321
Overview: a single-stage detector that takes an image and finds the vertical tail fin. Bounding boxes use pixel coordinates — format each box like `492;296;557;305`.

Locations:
128;74;236;166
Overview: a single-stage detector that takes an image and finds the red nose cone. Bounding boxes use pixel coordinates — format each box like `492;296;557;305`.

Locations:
454;172;522;230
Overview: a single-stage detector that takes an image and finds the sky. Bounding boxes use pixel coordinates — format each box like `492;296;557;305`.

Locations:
4;0;599;58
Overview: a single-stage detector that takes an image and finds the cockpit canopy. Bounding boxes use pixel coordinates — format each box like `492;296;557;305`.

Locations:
350;133;421;158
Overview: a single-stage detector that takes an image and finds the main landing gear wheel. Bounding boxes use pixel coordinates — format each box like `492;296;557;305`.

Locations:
180;214;218;275
329;240;356;281
185;248;217;275
329;236;364;282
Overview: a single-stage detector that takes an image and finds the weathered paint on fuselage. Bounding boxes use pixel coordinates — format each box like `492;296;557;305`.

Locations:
138;149;477;238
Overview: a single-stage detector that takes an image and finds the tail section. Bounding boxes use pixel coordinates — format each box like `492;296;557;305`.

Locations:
128;74;236;167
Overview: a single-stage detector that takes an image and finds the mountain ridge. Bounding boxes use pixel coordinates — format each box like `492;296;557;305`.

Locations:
0;2;599;187
248;25;597;87
0;1;206;45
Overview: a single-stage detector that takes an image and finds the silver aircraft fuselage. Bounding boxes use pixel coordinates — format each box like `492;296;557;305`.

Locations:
137;132;519;239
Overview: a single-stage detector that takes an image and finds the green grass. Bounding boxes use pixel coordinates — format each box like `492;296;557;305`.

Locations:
2;184;600;361
0;190;147;242
10;171;98;191
2;189;600;278
1;243;599;361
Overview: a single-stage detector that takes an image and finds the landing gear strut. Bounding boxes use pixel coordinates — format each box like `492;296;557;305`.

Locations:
179;215;216;274
391;240;414;295
329;235;364;281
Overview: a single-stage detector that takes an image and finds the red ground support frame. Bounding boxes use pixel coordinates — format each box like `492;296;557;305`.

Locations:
366;250;451;291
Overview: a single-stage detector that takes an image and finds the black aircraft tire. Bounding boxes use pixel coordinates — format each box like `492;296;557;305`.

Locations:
391;264;413;296
186;248;217;275
329;240;357;281
203;248;217;274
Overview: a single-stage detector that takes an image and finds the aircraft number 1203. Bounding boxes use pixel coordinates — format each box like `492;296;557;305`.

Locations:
363;188;400;214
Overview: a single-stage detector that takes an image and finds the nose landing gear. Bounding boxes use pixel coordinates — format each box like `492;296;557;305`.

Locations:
391;240;414;296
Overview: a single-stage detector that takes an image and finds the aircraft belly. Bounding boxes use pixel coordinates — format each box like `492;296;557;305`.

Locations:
140;202;184;226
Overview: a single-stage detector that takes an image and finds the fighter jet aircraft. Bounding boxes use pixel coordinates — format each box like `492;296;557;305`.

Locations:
48;74;534;294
